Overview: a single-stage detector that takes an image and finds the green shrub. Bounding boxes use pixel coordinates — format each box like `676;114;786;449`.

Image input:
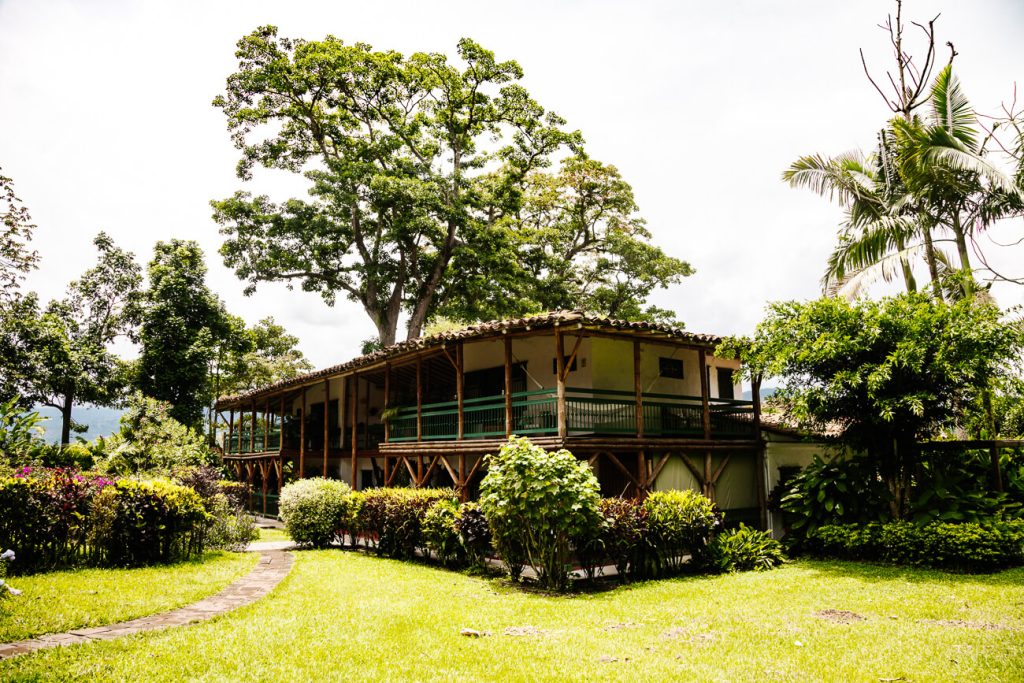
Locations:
710;524;786;572
88;479;208;567
278;478;352;548
479;437;602;591
643;489;720;574
423;498;464;567
205;494;258;552
780;454;891;540
597;497;649;581
356;488;455;559
807;519;1024;572
454;502;491;567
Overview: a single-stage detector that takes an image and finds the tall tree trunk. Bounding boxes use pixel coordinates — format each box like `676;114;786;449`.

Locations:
895;236;917;293
950;212;975;297
60;391;74;446
921;224;944;301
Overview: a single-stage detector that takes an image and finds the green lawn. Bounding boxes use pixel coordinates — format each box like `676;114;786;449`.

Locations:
2;551;1022;681
255;526;291;542
0;551;256;643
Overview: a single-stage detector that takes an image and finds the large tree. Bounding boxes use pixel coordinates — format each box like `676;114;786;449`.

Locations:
0;168;39;304
4;234;141;443
212;316;313;398
212;28;690;344
721;295;1023;519
135;240;234;429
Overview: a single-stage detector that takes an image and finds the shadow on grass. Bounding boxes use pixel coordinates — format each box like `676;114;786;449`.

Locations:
788;558;1024;587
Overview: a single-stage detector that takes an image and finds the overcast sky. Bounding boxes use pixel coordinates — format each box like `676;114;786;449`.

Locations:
2;0;1022;370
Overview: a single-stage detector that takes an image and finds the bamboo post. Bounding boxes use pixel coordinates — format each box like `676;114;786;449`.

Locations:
752;374;762;436
416;357;423;442
633;339;644;437
384;363;391;444
459;453;467;501
299;386;306;479
698;348;711;440
323;378;330;478
504;335;513;437
263;401;269;453
991;444;1004;492
350;374;358;490
456;342;465;440
249;404;256;453
227;408;234;455
555;328;567;438
278;396;285;453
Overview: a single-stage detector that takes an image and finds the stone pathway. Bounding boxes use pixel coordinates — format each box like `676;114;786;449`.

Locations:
0;549;293;660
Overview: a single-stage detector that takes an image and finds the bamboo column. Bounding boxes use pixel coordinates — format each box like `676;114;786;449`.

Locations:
323;378;330;478
383;363;391;444
504;335;513;437
633;339;644;437
278;396;285;454
227;408;234;455
456;342;465;440
263;401;269;453
299;386;307;479
698;348;711;439
555;328;567;439
350;374;358;490
249;404;256;453
416;357;423;442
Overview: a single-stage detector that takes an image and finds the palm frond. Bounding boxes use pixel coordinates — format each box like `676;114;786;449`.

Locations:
829;242;935;299
929;65;978;149
822;215;916;288
924;146;1021;196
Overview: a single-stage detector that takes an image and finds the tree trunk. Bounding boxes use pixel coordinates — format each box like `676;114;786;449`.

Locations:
921;224;943;301
951;212;974;297
60;391;74;446
895;236;917;293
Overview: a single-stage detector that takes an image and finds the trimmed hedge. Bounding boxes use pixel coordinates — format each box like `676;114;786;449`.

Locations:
806;520;1024;572
279;478;353;548
356;487;456;559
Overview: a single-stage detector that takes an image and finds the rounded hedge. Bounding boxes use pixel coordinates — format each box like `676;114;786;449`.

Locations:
278;478;352;548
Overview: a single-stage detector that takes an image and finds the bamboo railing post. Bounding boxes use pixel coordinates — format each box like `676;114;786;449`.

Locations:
504;335;513;438
323;379;330;478
227;408;234;455
249;404;256;453
263;401;269;453
278;396;285;453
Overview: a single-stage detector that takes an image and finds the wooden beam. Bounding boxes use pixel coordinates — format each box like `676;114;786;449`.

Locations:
464;455;483;486
383;363;391;445
323;378;330;478
680;453;705;487
991;444;1004;492
561;334;583;382
227;409;234;456
422;454;440;486
263;401;269;453
299;386;306;479
402;456;417;483
649;452;672;488
456;342;465;440
605;451;641;487
249;405;256;453
703;451;713;499
504;335;513;438
698;347;711;439
710;452;732;485
555;328;567;438
350;374;358;490
633;339;644;438
416;356;423;442
459;453;467;501
439;455;459;484
278;396;285;454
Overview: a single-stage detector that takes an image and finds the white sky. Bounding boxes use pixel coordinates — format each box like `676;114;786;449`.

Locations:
2;0;1022;370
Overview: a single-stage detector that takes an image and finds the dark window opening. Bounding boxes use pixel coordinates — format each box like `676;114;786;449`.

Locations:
552;355;578;374
464;362;527;399
716;367;735;399
659;357;684;379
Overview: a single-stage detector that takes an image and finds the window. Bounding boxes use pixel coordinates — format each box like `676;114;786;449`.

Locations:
551;356;578;374
659;357;684;379
717;367;735;399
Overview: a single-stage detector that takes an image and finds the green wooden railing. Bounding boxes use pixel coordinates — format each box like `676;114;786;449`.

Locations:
227;427;282;455
386;387;756;441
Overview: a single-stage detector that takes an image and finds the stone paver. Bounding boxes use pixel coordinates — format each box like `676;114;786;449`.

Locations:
0;549;292;660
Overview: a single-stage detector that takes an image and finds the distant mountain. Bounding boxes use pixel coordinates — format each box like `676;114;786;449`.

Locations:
34;405;124;443
742;386;779;401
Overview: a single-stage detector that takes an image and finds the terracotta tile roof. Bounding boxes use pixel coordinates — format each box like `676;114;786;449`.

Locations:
215;310;724;408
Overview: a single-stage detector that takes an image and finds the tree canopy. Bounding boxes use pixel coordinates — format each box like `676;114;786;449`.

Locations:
721;294;1024;517
212;27;691;344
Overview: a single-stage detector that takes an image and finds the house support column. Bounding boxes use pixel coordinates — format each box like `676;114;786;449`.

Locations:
351;374;359;490
299;386;306;479
504;335;513;437
555;327;567;439
323;379;330;478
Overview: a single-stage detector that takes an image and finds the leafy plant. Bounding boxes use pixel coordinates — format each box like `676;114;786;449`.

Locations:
454;502;492;568
596;497;648;582
709;524;786;572
422;499;464;567
643;489;720;574
479;437;602;591
780;454;891;540
356;488;455;560
278;478;352;549
0;396;46;465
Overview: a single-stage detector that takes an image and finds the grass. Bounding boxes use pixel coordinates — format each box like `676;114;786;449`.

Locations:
2;551;1022;681
255;526;290;542
0;551;257;643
